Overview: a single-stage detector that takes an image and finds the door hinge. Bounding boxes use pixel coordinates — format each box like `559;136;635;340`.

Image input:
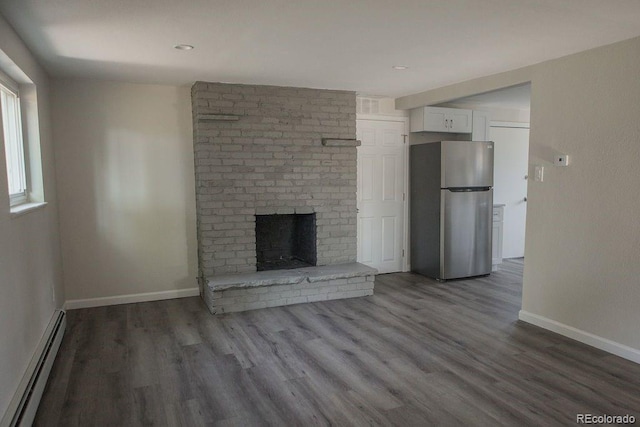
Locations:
402;249;405;257
402;134;408;144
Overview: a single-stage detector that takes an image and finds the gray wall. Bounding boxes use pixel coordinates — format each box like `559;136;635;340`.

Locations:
192;82;357;278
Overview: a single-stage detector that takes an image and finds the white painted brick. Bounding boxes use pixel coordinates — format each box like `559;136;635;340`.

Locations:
217;296;238;306
259;292;283;301
222;288;250;298
306;294;330;303
263;299;286;308
193;82;357;278
268;285;292;294
357;281;375;290
326;289;372;300
244;286;270;294
243;301;269;311
300;287;330;296
280;289;301;298
286;296;309;305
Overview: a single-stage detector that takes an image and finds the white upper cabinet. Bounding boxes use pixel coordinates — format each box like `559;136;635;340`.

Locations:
410;106;473;133
472;110;491;141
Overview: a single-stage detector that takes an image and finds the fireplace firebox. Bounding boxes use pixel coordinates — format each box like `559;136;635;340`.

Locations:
255;214;317;271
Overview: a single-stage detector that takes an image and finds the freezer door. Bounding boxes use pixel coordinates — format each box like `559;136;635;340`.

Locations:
441;141;494;188
441;189;492;279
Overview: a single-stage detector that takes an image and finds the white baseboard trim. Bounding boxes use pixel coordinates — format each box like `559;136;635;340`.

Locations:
519;310;640;364
1;310;65;427
64;288;200;310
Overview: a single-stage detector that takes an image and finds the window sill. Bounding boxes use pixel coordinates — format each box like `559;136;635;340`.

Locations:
10;201;47;218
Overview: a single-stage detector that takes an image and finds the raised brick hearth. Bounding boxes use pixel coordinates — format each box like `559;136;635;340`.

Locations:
204;263;377;314
191;82;375;313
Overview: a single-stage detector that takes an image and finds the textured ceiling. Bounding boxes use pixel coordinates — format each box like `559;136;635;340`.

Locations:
2;0;640;97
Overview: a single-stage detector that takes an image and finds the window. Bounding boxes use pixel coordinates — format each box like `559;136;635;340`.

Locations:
0;72;27;206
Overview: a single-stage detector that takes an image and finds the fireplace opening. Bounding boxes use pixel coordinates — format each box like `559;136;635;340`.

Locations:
255;213;317;271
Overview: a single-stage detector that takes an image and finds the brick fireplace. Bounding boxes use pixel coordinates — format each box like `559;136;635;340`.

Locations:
191;82;376;313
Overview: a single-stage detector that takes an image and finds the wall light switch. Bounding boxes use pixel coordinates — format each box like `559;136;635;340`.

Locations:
534;165;544;182
554;154;569;166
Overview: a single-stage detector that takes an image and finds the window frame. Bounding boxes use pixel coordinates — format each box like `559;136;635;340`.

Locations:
0;70;28;207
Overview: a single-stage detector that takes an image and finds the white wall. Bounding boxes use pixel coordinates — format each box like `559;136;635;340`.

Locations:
396;35;640;358
51;80;198;303
0;15;64;419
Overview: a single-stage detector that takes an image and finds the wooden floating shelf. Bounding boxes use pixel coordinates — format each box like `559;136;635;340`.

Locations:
197;114;240;122
321;138;361;147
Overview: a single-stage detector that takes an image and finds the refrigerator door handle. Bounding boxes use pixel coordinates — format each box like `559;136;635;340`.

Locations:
448;187;492;192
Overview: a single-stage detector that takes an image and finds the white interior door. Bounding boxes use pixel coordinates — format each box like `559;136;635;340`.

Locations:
491;124;530;258
356;119;406;273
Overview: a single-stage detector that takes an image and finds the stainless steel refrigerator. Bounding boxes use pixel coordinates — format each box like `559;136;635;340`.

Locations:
410;141;494;280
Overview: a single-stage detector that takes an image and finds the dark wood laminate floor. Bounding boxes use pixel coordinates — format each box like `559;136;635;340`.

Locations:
35;260;640;426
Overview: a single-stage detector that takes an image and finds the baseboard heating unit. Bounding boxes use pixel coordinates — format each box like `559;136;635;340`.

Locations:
1;310;66;427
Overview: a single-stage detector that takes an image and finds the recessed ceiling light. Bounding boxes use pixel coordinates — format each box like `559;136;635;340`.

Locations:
392;65;409;70
174;44;194;51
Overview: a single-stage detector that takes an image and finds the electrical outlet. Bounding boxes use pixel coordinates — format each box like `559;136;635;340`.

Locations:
554;154;569;166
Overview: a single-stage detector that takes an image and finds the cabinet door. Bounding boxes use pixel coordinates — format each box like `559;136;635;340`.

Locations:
423;107;449;132
410;107;473;133
472;110;491;141
448;109;473;133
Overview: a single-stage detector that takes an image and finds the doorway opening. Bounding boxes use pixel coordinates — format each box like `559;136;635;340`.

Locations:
355;115;409;274
437;82;531;304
